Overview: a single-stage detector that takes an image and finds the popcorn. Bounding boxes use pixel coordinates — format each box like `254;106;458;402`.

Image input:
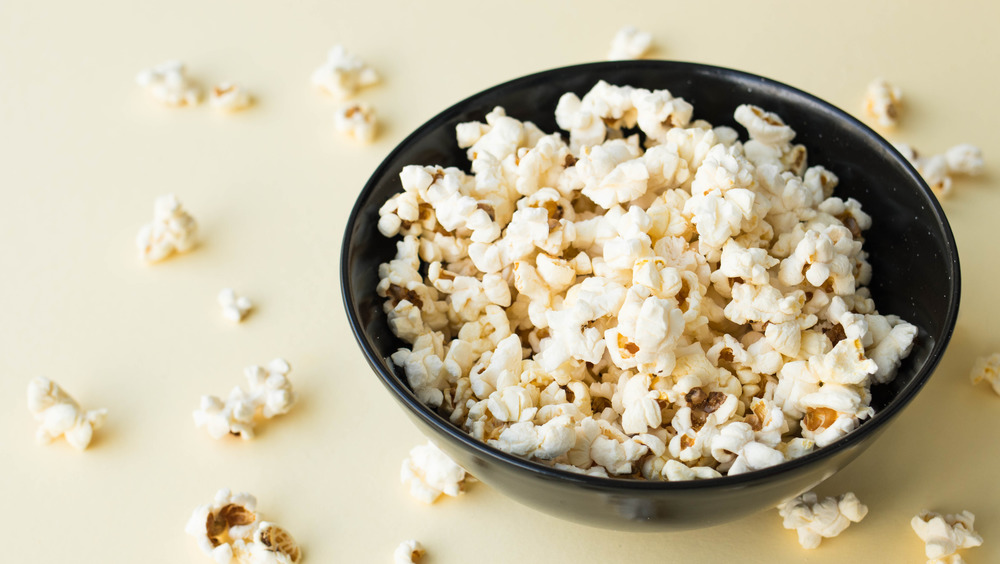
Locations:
970;353;1000;395
897;143;985;198
136;60;199;106
193;359;296;440
394;540;425;564
210;83;252;112
27;377;107;451
400;441;468;504
777;491;868;549
311;44;378;99
607;25;653;60
218;288;253;323
376;81;917;480
185;489;301;564
863;78;902;127
334;103;378;144
137;194;198;262
911;510;983;564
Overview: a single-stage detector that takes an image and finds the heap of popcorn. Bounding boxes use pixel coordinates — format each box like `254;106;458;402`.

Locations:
374;80;918;480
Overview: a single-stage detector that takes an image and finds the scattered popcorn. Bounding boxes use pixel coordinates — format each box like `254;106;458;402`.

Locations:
311;45;378;99
136;194;198;262
393;540;425;564
136;60;200;106
376;81;917;479
607;26;653;60
911;510;983;564
896;143;985;198
27;377;107;451
210;83;252;112
971;353;1000;396
401;441;468;503
185;489;302;564
777;492;868;549
334;103;378;144
218;288;253;323
863;78;902;127
193;359;296;440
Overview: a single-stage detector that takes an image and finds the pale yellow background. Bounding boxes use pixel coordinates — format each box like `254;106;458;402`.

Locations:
1;1;997;562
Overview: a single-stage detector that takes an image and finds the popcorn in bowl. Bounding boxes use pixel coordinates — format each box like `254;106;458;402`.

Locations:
373;80;919;480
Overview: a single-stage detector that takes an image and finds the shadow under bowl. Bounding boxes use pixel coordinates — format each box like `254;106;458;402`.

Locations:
341;60;960;531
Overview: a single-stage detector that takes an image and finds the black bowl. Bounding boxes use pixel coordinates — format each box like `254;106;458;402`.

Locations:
341;61;960;531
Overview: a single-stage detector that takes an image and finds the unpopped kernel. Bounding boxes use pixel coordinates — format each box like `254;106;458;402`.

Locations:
311;45;378;100
393;540;425;564
911;510;983;564
607;26;653;60
334;103;378;144
218;288;253;323
777;491;868;549
376;81;917;479
400;441;468;503
27;377;107;451
136;60;200;106
185;489;302;564
137;194;198;262
863;78;902;128
193;359;296;440
970;353;1000;396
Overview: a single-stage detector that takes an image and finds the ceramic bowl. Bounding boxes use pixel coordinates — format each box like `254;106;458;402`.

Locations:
341;60;960;531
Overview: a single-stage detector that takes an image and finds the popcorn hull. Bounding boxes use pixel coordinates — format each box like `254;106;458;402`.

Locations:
342;61;960;530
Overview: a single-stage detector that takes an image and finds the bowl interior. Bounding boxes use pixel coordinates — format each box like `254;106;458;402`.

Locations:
342;61;959;489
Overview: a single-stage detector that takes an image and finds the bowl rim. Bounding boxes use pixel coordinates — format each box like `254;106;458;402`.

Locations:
341;59;961;490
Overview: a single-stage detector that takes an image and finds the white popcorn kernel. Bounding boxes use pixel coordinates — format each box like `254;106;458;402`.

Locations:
193;359;296;440
607;25;653;60
137;194;198;262
185;490;302;564
663;459;722;481
394;539;425;564
209;83;252;112
944;144;985;176
218;288;253;323
136;60;200;106
26;377;107;451
911;510;983;564
334;102;378;144
970;353;1000;396
401;441;468;504
863;78;902;127
734;104;796;147
777;491;868;549
311;44;378;99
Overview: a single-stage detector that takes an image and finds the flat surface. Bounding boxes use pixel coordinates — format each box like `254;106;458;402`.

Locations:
0;1;996;562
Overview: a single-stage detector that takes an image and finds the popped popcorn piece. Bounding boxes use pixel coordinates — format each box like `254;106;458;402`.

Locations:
401;441;468;504
218;288;253;323
26;377;107;451
210;83;252;112
394;540;425;564
136;60;199;106
185;489;302;564
334;103;378;144
863;78;902;127
911;510;983;564
777;491;869;549
136;194;198;262
375;81;918;480
193;359;296;440
607;25;653;60
311;45;378;99
896;143;985;198
970;353;1000;396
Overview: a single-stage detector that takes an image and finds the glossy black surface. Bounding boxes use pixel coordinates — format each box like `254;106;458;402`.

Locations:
340;61;961;531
